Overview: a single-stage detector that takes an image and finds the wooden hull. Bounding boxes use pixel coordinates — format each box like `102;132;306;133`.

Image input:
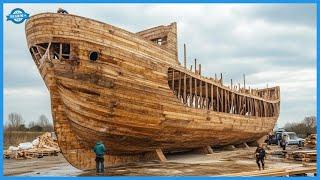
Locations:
25;13;280;170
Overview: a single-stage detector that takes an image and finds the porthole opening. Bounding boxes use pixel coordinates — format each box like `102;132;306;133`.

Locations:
89;51;99;61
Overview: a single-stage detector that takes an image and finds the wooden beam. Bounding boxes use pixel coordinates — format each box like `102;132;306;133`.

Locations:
243;74;246;90
171;69;175;94
178;71;181;100
211;84;214;111
199;80;203;108
195;78;198;108
221;89;224;112
189;75;193;107
183;44;186;68
194;58;197;74
217;87;219;112
205;82;208;109
183;73;187;104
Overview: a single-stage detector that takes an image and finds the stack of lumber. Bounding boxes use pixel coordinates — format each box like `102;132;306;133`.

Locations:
286;150;316;163
223;164;316;176
305;134;316;149
4;132;60;160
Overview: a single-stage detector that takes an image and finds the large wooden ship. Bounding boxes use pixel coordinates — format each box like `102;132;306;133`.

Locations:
25;12;280;170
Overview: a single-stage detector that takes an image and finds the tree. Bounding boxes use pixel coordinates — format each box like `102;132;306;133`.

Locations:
5;112;24;145
284;116;317;138
28;121;36;129
6;112;24;131
38;114;53;132
29;125;43;132
304;116;316;135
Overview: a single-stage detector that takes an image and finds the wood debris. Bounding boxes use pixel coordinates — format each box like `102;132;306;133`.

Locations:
286;150;317;163
4;132;60;160
305;134;316;149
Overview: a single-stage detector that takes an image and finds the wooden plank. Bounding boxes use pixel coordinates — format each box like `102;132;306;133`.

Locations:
195;78;198;108
200;80;202;108
211;84;214;111
171;69;175;94
205;82;208;109
189;75;193;107
178;71;181;99
184;73;187;104
217;86;219;112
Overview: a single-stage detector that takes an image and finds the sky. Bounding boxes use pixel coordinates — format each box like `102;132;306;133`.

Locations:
3;3;316;127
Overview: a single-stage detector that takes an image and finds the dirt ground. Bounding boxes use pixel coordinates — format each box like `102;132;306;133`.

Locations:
3;146;312;176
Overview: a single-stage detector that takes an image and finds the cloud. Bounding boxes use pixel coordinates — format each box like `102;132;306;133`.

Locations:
3;3;316;127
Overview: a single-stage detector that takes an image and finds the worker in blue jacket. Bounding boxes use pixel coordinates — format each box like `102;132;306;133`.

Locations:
93;141;106;174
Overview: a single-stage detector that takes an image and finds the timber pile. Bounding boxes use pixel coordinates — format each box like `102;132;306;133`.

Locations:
305;134;316;149
4;132;60;160
223;164;316;176
286;150;316;163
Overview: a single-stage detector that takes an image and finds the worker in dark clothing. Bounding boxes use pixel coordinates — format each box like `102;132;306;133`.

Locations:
93;141;106;174
255;144;266;170
57;8;68;14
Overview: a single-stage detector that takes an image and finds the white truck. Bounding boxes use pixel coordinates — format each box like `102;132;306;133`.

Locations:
282;132;305;147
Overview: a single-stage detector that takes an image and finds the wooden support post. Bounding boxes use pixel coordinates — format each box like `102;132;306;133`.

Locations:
215;73;217;80
238;95;241;114
205;82;208;109
190;65;193;71
178;71;181;100
231;93;234;114
224;90;227;113
172;69;175;94
217;87;219;112
221;89;224;112
243;74;246;90
59;43;62;59
231;79;233;90
211;84;214;111
189;76;193;107
194;59;197;74
183;43;187;68
183;73;187;104
144;149;167;162
195;78;198;108
193;145;214;154
199;64;202;76
199;81;203;108
220;73;223;85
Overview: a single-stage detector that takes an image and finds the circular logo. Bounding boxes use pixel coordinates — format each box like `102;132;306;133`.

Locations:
6;8;30;24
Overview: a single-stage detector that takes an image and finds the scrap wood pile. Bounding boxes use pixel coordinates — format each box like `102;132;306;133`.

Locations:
305;134;316;149
4;132;60;160
286;150;317;163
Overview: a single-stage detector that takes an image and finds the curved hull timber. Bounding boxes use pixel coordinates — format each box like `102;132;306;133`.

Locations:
25;13;280;170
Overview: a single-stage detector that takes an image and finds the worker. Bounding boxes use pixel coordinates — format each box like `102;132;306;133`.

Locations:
93;141;106;174
57;8;68;14
255;143;266;170
280;134;288;150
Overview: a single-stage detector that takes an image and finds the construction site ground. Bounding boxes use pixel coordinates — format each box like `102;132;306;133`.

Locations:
4;145;316;176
